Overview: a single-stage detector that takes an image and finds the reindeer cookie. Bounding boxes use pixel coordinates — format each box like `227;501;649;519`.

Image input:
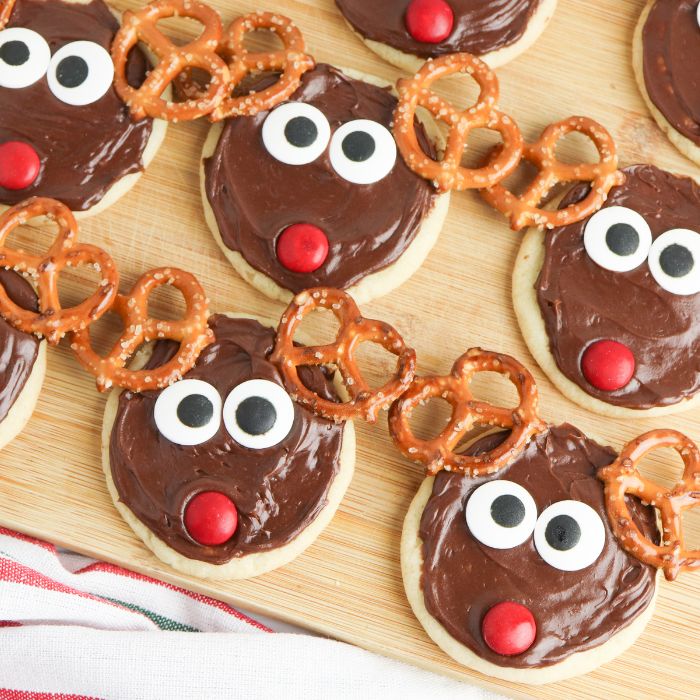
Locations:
335;0;557;73
513;164;700;417
634;1;700;166
200;13;450;305
388;349;693;684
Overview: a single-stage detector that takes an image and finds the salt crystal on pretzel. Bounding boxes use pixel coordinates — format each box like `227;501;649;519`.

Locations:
389;348;546;476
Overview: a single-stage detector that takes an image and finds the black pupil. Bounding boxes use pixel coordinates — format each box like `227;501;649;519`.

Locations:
605;223;639;256
56;55;89;88
236;396;277;436
177;394;214;429
490;494;526;528
284;116;318;148
545;514;581;551
342;131;375;162
0;40;29;66
659;243;694;278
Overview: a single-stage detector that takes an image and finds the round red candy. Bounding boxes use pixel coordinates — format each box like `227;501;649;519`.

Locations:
482;601;537;656
405;0;454;44
0;141;41;191
184;491;238;546
277;223;329;274
581;339;635;392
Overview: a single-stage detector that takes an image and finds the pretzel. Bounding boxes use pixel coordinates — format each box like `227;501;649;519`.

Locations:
0;0;15;29
0;198;119;345
69;268;214;392
269;288;416;423
210;12;315;121
111;0;230;122
389;349;546;476
598;430;700;581
393;54;523;193
480;116;625;230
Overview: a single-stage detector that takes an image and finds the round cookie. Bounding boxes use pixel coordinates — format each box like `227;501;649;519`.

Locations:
201;63;450;305
514;164;700;417
0;0;167;217
102;313;356;580
335;0;558;73
401;426;659;684
633;0;700;167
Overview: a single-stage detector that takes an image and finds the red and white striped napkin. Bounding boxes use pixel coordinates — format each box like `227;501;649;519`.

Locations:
0;528;501;700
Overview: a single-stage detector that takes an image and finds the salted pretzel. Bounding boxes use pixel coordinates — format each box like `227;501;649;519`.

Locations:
69;268;213;392
393;54;523;193
598;430;700;581
0;198;119;345
389;348;546;476
481;116;625;230
0;0;15;28
111;0;230;121
269;288;416;423
209;11;315;121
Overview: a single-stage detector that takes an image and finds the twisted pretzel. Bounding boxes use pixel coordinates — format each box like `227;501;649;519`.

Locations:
0;198;118;345
480;116;625;230
210;12;315;121
0;0;15;29
111;0;230;121
269;288;416;423
393;54;523;193
70;268;213;392
598;430;700;581
389;349;546;476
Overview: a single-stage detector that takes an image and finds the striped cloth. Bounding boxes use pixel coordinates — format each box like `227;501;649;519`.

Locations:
0;528;501;700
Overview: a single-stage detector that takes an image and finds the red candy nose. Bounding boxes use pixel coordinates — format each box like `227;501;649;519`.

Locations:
184;491;238;546
277;223;329;274
0;141;40;191
482;601;537;656
581;339;635;392
405;0;454;44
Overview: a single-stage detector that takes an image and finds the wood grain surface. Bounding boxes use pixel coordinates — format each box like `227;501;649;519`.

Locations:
1;1;698;698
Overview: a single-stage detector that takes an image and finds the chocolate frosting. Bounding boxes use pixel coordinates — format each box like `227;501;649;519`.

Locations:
336;0;542;59
0;0;153;211
0;269;40;422
109;315;346;564
204;64;437;292
642;0;700;146
419;425;658;668
536;164;700;409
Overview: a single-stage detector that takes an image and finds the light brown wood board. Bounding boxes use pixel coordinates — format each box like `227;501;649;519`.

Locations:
1;1;699;698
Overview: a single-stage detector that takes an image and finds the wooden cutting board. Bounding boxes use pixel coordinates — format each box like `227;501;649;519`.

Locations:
1;1;699;697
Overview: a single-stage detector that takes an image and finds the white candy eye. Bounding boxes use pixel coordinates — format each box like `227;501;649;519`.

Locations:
697;2;700;30
465;480;538;549
154;379;222;446
262;102;331;166
47;41;114;106
0;28;50;89
648;228;700;295
583;206;652;272
534;500;605;571
223;379;295;449
329;119;397;184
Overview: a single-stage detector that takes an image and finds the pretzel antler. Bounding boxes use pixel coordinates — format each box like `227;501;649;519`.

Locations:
480;116;624;230
598;430;700;581
393;54;523;193
0;0;15;29
270;288;416;423
389;348;546;476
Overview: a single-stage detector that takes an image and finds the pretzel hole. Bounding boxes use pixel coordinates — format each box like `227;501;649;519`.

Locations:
681;510;700;554
553;129;604;166
460;128;506;170
146;282;187;323
406;397;454;441
238;27;285;55
154;16;209;47
57;262;106;312
295;364;343;404
496;158;541;197
634;446;687;492
124;42;151;90
289;306;342;349
353;340;403;391
468;371;521;412
76;307;128;358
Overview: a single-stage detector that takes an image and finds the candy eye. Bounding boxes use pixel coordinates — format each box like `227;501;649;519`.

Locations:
465;480;538;549
648;228;700;295
0;28;50;89
47;41;114;106
534;500;605;571
329;119;397;184
154;379;222;446
223;379;295;449
583;206;652;272
262;102;331;166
